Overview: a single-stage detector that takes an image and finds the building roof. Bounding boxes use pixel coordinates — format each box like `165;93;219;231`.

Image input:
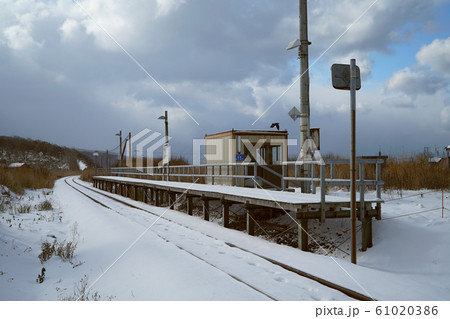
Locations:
205;129;288;139
8;163;27;168
428;157;442;163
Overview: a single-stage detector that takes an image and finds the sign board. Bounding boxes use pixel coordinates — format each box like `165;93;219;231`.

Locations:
288;106;303;121
235;154;245;162
331;64;361;90
310;128;320;150
286;38;300;50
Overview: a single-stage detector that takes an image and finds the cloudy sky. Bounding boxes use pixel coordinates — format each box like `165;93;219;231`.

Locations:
0;0;449;160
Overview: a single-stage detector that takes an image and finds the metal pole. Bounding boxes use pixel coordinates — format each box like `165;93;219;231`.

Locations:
164;110;169;147
164;110;169;180
350;58;357;264
299;0;311;193
128;132;132;167
119;131;122;167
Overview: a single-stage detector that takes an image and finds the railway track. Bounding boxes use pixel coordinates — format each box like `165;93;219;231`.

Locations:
65;177;374;301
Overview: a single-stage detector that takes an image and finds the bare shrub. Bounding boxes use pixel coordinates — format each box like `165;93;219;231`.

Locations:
38;223;79;264
37;200;53;211
16;204;31;214
38;241;55;264
60;275;102;301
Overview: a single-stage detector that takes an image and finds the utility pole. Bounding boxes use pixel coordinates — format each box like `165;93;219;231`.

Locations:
164;110;169;147
350;59;357;264
116;131;122;167
299;0;311;193
158;110;170;166
287;1;312;193
299;0;310;148
128;132;132;167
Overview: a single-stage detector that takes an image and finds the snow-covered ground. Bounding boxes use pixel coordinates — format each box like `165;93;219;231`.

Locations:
0;179;449;301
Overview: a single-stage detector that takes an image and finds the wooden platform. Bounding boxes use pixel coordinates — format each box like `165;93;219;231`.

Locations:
93;176;382;252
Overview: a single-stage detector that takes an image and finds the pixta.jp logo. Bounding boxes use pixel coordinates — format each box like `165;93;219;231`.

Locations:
125;128;171;168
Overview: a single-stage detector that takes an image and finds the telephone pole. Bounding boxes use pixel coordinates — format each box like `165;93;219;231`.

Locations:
299;0;311;193
299;0;311;151
116;131;122;167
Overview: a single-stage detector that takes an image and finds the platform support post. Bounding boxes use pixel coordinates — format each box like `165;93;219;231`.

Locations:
222;200;230;228
298;217;309;252
143;188;147;203
320;164;326;223
149;188;154;204
169;192;176;207
155;190;160;207
361;216;368;252
360;164;367;252
246;203;255;236
187;195;193;216
202;197;209;221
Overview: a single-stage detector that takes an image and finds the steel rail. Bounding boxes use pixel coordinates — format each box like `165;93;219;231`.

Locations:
68;177;374;301
65;177;278;301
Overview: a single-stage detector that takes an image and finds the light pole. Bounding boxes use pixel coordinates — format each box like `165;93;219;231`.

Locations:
116;131;122;167
158;110;169;164
93;151;99;175
158;110;169;181
158;111;169;147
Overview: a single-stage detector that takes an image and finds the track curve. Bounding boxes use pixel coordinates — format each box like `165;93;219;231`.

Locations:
65;177;374;301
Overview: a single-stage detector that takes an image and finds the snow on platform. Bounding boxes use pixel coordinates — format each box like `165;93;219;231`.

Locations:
94;176;380;207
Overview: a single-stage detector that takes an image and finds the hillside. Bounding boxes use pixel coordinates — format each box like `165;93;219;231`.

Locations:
0;136;93;170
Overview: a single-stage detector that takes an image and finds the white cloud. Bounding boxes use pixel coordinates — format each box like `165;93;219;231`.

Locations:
385;67;445;96
416;37;450;74
0;0;50;50
59;19;81;42
155;0;186;18
3;24;39;50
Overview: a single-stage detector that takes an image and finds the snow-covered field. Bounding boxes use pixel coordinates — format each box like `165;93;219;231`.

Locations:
0;178;449;301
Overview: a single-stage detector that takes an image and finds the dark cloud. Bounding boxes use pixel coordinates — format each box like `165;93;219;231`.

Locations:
0;0;449;157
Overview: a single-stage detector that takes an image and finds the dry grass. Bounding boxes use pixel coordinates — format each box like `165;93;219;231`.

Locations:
382;154;449;190
80;168;95;183
286;153;449;191
0;167;80;195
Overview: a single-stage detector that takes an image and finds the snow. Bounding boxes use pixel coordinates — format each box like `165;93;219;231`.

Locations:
8;163;26;168
97;176;380;204
428;157;442;163
1;178;449;301
77;160;87;171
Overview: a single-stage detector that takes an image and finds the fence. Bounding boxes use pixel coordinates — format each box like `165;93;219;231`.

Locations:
97;157;385;218
98;157;383;190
